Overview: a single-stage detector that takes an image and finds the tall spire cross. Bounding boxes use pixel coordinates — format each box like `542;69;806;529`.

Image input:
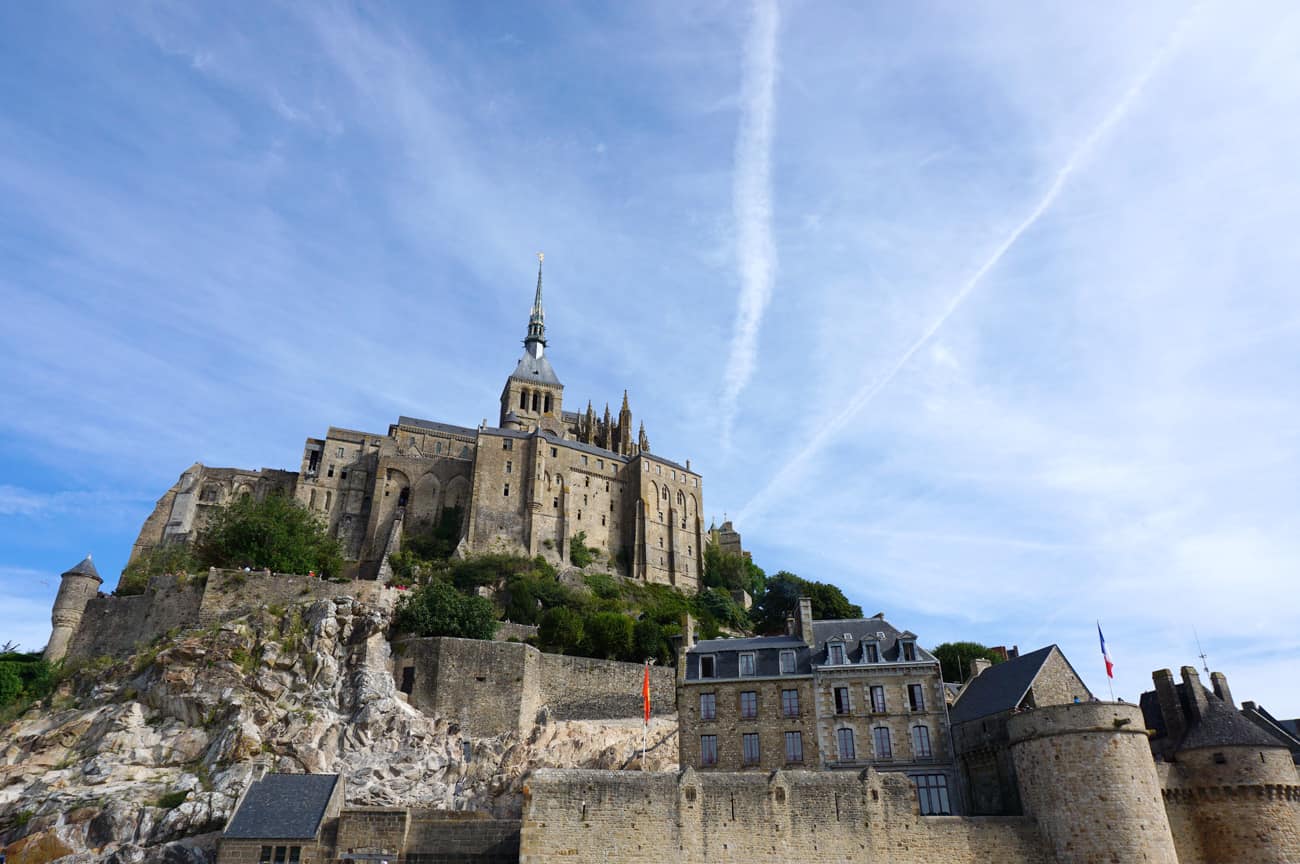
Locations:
525;252;547;356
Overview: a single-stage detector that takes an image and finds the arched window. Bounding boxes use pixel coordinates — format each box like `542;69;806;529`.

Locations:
677;491;685;505
520;390;528;410
544;393;552;413
532;391;540;412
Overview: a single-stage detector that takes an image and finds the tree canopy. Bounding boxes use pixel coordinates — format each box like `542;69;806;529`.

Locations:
194;491;345;578
701;539;766;599
751;571;863;634
393;578;498;640
931;641;1005;683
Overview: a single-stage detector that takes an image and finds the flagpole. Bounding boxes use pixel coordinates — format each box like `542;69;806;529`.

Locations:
1098;620;1116;702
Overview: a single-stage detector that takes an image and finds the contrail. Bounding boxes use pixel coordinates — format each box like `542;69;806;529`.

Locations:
739;10;1198;524
720;0;780;445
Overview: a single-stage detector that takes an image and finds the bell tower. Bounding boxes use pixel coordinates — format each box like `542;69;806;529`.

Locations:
500;253;564;431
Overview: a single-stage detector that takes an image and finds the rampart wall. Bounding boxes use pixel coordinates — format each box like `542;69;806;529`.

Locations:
333;808;521;864
518;768;1048;863
394;637;675;737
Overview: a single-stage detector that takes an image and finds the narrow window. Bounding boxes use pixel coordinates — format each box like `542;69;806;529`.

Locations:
785;731;803;763
782;689;799;717
597;458;604;469
915;774;951;815
582;455;588;465
550;447;558;457
871;685;886;713
605;481;610;491
288;849;300;864
553;498;559;508
309;489;317;509
601;515;606;526
435;441;443;454
503;484;510;497
400;666;415;694
520;390;528;410
532;391;540;411
260;848;273;864
739;653;756;676
506;461;512;474
902;641;917;662
908;683;925;712
834;686;851;715
700;655;716;678
829;643;846;665
700;692;716;720
398;487;409;507
837;727;856;761
865;643;879;663
740;691;757;719
742;732;760;765
779;650;796;674
336;446;345;458
340;469;348;481
700;735;718;766
324;491;332;510
659;537;664;548
583;494;588;505
544;393;552;412
912;725;932;759
274;848;287;864
327;464;335;478
873;726;893;760
585;476;590;487
306;450;320;474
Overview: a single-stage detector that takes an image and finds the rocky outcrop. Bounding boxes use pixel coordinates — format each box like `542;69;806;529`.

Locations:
0;596;678;864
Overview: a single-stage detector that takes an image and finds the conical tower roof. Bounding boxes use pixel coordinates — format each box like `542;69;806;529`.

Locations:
62;554;102;583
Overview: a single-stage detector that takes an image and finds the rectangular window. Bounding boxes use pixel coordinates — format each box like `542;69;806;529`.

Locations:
912;725;932;759
700;692;716;720
742;732;761;765
781;689;799;717
785;731;803;763
828;643;846;664
837;727;856;761
779;650;796;674
550;447;557;457
834;686;852;715
874;726;893;760
865;643;879;663
700;735;718;766
581;455;588;465
739;690;757;719
871;685;887;713
503;439;513;450
336;446;345;457
908;683;925;712
327;464;335;478
274;848;287;864
339;470;348;481
506;461;512;474
553;498;559;508
288;849;300;864
903;642;917;662
259;848;272;864
915;774;951;816
739;652;756;676
503;484;510;497
400;666;415;695
597;459;604;469
700;655;716;678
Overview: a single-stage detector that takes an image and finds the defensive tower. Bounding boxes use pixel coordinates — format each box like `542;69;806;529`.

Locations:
1008;701;1179;864
44;554;102;663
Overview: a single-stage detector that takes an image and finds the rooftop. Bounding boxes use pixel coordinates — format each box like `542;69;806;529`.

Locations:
223;773;340;840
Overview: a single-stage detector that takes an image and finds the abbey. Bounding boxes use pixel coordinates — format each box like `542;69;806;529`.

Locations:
128;257;705;589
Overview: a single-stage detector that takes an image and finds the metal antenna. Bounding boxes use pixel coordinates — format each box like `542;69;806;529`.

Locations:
1194;628;1211;677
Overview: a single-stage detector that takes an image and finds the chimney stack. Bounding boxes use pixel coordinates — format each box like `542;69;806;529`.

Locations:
1153;669;1186;742
1210;671;1234;708
970;658;993;680
785;615;796;637
796;596;814;645
1181;666;1210;722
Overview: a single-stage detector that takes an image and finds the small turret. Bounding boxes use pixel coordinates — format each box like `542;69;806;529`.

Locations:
45;554;103;663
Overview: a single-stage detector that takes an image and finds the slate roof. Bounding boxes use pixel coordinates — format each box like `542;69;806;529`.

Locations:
509;350;563;387
395;416;479;439
223;774;340;839
948;645;1057;725
1140;684;1290;751
685;634;812;679
62;555;101;582
811;616;933;665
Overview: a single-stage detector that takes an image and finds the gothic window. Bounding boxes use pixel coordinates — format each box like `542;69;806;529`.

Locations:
324;491;332;510
309;489;317;508
661;487;668;500
677;491;685;505
520;391;528;410
912;725;932;758
915;775;950;815
785;731;803;763
837;727;856;761
532;392;540;411
873;726;893;760
544;394;552;412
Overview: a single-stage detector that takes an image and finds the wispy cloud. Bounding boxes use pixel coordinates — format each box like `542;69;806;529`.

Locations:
739;7;1197;523
720;0;780;442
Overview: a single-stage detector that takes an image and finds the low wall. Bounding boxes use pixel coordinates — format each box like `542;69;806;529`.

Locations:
198;568;368;625
519;769;1048;864
405;812;520;864
394;638;676;737
68;573;204;659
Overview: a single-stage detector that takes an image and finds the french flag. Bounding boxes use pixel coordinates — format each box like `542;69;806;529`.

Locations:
1098;623;1114;679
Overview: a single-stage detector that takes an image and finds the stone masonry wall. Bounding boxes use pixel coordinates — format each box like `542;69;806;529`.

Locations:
536;651;674;722
404;812;520;864
198;569;376;626
68;573;205;660
519;768;1048;864
1023;649;1092;707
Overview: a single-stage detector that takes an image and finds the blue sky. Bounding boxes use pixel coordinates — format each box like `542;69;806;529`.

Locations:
2;2;1298;716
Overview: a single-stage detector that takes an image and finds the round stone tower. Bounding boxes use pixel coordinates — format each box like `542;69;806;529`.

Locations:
1009;701;1179;864
44;554;102;663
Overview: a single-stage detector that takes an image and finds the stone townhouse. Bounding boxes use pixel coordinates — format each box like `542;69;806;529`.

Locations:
127;255;705;589
678;598;958;815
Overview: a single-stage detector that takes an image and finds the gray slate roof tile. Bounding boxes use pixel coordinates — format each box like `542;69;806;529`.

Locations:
223;774;339;840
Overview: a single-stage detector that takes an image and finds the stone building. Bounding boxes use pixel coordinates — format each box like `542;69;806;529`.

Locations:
128;257;705;590
678;597;956;815
217;772;344;864
948;644;1093;816
43;555;102;663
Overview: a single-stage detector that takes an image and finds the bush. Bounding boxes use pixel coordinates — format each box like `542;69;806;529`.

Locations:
154;790;189;809
0;665;20;706
0;652;55;708
583;572;620;600
195;491;344;578
583;611;634;660
538;607;585;654
569;531;597;568
117;543;199;595
402;506;464;562
394;579;497;640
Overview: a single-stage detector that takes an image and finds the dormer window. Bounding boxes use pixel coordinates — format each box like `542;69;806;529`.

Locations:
739;652;756;676
902;641;917;662
864;643;880;664
779;650;796;674
828;643;846;665
700;655;716;679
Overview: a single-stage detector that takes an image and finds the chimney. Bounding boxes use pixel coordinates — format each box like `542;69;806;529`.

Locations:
681;613;696;650
969;658;993;680
1181;666;1210;722
1153;669;1186;742
1209;671;1234;708
785;615;796;637
796;596;814;645
1008;645;1019;660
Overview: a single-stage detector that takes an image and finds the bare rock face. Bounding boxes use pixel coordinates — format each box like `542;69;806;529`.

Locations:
0;596;678;864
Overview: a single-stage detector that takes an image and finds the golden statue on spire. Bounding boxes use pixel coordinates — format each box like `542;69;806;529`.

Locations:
538;251;544;264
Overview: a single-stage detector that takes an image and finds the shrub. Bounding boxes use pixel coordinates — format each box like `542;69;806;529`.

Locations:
538;607;585;654
569;531;597;568
402;506;464;562
394;579;497;640
194;491;344;578
583;611;634;660
117;543;198;595
154;790;189;809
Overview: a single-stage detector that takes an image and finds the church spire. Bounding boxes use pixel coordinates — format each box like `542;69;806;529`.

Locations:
525;252;547;358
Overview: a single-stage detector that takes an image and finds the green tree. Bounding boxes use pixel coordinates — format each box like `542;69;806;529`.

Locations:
403;506;464;562
195;492;344;577
751;571;863;634
583;611;634;660
393;579;497;640
0;665;21;706
701;540;766;598
569;531;597;568
538;607;585;654
931;641;1005;684
116;543;199;596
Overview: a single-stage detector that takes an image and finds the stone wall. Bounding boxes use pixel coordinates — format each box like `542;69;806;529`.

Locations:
394;637;676;737
217;838;327;864
1008;702;1179;864
197;569;372;626
519;768;1048;863
404;812;520;864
